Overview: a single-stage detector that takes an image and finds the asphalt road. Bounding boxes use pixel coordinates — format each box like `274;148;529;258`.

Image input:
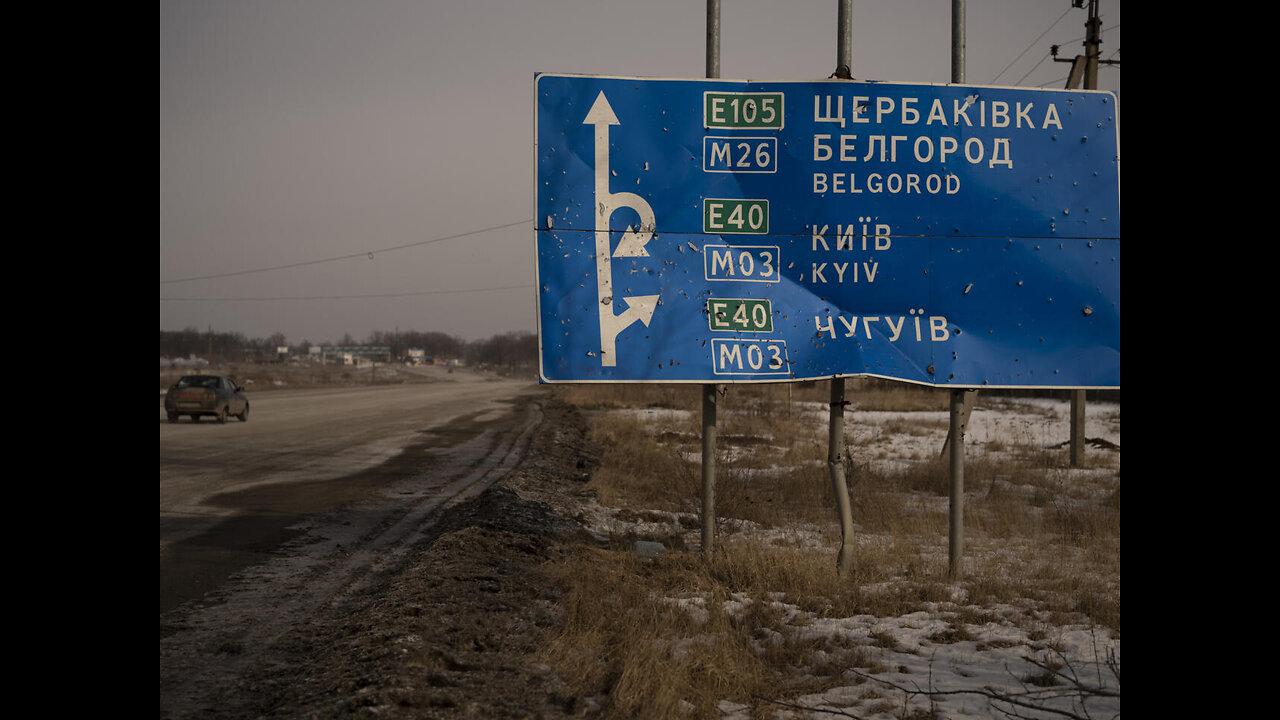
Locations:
159;366;539;614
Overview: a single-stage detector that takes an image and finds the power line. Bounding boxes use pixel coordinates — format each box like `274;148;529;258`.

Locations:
160;283;534;302
1014;21;1121;88
989;7;1073;85
1013;52;1054;86
1049;23;1121;54
160;219;532;285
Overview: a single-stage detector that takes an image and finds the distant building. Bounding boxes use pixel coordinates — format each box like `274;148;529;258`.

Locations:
162;354;210;368
320;346;392;364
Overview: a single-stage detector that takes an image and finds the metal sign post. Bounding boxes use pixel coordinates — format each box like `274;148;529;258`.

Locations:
948;387;967;579
827;0;857;578
828;375;855;576
701;382;716;554
948;0;966;580
701;0;721;557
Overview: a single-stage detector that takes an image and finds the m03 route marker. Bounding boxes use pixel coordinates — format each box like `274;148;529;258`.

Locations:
703;245;781;283
712;339;790;377
535;73;1120;388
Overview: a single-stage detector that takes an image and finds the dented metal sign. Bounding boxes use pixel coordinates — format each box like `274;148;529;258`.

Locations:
534;73;1120;387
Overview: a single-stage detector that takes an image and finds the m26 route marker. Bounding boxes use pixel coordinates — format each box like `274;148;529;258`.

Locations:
584;91;658;367
535;73;1120;388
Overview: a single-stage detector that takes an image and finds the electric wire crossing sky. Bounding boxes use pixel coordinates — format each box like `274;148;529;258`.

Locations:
534;74;1120;387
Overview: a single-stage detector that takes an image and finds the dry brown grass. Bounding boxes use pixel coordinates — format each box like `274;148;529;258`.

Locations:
541;382;1120;717
540;539;940;719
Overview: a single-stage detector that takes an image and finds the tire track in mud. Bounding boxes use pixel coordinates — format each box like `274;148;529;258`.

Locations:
159;400;544;720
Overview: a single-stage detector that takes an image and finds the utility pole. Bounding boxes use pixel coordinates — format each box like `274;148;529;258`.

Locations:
1083;0;1101;89
1053;0;1117;467
1053;0;1119;91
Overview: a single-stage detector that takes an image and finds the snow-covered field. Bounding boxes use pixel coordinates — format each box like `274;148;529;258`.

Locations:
576;393;1120;720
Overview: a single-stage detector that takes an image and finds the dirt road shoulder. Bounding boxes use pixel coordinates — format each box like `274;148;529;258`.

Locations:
160;394;603;719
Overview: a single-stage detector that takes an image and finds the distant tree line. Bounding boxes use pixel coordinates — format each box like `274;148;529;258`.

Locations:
160;328;260;360
363;330;467;361
463;331;538;371
159;327;538;370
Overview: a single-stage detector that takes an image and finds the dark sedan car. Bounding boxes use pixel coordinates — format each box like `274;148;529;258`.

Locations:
164;374;249;423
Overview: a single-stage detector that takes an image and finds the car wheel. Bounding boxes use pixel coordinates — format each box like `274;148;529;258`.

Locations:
191;414;199;423
168;413;179;423
216;406;228;423
237;404;249;422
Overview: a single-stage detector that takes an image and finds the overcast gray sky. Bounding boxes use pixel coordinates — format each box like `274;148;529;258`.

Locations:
159;0;1120;347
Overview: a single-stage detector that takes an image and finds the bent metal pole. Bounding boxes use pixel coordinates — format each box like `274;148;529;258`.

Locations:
825;0;857;578
828;378;855;576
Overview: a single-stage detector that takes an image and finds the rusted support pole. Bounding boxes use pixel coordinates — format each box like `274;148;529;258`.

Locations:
951;0;966;84
701;383;717;554
948;389;967;579
701;0;720;556
945;0;969;585
829;378;855;576
1069;1;1098;470
940;389;976;456
820;0;858;579
837;0;851;72
706;0;720;79
1070;389;1086;467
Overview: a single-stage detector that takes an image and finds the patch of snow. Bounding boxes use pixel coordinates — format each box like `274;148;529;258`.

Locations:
598;395;1119;720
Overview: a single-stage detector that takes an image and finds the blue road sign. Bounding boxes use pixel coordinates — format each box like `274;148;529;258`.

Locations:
535;73;1120;387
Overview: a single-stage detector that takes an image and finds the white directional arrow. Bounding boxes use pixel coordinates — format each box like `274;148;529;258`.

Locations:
584;91;659;366
614;224;654;258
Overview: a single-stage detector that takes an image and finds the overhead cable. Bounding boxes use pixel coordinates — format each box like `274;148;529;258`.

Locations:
989;7;1073;85
160;219;531;285
160;283;534;302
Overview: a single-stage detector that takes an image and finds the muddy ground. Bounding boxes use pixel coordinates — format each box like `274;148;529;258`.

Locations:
159;394;605;719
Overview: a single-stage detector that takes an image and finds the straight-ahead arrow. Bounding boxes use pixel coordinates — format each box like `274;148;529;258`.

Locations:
584;91;659;366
